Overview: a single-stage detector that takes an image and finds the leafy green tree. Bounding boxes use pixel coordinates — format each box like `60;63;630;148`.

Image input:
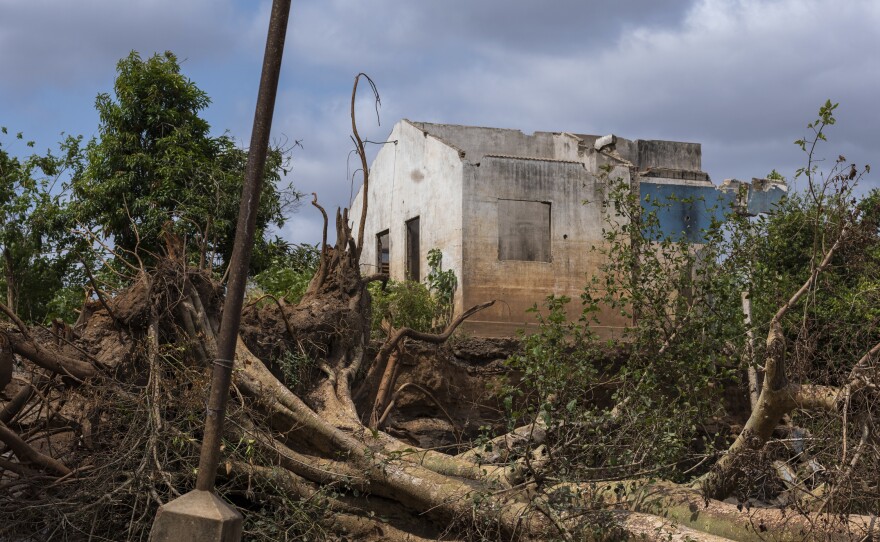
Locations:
505;180;747;482
367;249;459;337
426;248;457;329
747;172;879;404
0;128;81;322
69;51;296;270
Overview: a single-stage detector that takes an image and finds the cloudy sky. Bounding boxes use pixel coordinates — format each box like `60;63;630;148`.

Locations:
1;0;878;244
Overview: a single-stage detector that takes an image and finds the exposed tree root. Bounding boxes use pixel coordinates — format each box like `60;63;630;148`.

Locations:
1;246;877;540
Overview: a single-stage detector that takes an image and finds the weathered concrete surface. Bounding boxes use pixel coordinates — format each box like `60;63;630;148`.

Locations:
149;490;242;542
351;120;780;338
460;155;629;337
351;120;466;313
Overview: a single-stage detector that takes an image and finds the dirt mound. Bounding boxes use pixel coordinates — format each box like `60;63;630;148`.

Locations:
369;337;518;450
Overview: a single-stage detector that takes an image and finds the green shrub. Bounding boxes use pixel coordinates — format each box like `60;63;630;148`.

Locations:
369;248;459;337
369;280;437;336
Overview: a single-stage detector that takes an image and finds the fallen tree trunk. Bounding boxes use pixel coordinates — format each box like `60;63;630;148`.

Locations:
578;479;880;542
1;243;877;541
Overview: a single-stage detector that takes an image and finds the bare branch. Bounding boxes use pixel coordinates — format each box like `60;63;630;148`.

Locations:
0;301;30;339
360;272;388;286
377;382;456;431
311;193;330;291
773;223;848;324
5;331;97;381
351;73;380;258
80;257;118;325
378;300;495;359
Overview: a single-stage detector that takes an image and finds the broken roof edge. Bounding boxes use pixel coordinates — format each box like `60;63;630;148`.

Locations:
408;119;536;137
410;120;629;144
405;119;608;156
481;154;585;166
401;119;468;159
405;119;702;147
399;120;712;181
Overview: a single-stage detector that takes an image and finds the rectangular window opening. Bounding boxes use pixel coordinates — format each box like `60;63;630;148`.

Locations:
498;199;551;262
376;229;390;274
406;217;420;281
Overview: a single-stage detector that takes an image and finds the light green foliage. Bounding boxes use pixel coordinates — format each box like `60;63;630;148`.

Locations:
369;280;437;335
426;247;457;329
369;248;458;336
68;51;297;269
766;169;786;182
0;128;81;322
503;296;610;476
505;296;599;419
251;241;320;304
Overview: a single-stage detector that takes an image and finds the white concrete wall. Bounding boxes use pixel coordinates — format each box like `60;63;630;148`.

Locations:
350;120;466;313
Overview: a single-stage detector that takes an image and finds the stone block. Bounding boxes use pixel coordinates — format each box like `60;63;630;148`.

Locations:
149;490;242;542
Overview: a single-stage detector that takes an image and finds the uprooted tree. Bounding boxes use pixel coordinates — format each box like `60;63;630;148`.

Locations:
1;70;878;542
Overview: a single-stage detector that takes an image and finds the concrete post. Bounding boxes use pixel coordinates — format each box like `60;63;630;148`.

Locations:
149;1;291;540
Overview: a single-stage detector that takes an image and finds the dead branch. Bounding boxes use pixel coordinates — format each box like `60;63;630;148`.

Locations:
80;256;119;325
310;192;330;291
351;73;380;257
0;332;10;392
246;293;294;338
376;300;495;367
0;419;71;476
0;384;34;425
0;301;31;339
360;272;388;286
376;381;456;430
4;331;96;381
459;419;548;464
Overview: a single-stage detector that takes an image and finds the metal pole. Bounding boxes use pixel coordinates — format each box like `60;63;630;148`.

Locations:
195;0;291;492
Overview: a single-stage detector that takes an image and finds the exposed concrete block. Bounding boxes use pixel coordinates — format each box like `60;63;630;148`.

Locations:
719;178;787;216
637;139;702;171
149;490;242;542
594;134;617;151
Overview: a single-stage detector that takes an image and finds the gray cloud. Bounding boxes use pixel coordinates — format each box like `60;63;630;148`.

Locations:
0;0;252;94
268;0;879;243
2;0;876;246
282;0;694;78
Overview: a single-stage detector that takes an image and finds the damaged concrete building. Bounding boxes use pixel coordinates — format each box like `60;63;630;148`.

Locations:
350;120;784;337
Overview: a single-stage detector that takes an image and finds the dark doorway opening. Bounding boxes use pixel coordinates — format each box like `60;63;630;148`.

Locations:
405;217;420;281
376;230;390;274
